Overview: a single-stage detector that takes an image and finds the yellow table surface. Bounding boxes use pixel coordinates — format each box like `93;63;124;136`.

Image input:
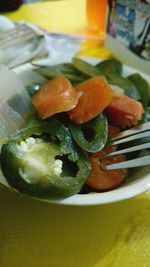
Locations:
1;1;150;267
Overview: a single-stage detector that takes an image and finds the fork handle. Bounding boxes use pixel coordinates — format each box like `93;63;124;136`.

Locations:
46;32;103;41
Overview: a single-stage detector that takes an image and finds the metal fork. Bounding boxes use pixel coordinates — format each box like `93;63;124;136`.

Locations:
0;22;102;50
105;121;150;170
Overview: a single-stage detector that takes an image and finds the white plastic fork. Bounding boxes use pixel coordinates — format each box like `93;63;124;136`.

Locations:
0;23;37;49
0;22;102;50
105;121;150;170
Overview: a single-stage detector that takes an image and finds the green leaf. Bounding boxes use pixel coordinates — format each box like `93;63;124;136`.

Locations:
96;59;122;75
33;63;88;84
72;57;100;77
128;73;150;108
141;107;150;123
106;73;141;100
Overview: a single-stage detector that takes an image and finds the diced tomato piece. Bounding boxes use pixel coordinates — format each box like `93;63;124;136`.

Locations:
32;76;79;119
105;95;144;128
69;76;113;124
86;154;127;191
86;125;128;191
108;124;120;137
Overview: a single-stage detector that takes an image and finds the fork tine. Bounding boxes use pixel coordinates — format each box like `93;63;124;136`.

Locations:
110;121;150;141
0;23;36;49
0;32;36;49
106;155;150;170
105;122;150;169
109;130;150;146
0;23;27;40
105;142;150;157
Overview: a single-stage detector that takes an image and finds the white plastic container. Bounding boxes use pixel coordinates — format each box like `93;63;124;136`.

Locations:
105;0;150;75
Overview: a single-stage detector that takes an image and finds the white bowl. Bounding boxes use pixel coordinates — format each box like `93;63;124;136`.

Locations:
2;57;150;205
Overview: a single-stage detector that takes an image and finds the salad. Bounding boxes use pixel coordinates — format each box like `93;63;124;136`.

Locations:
0;57;150;200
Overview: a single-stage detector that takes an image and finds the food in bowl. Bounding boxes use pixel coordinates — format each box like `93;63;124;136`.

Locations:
0;57;150;201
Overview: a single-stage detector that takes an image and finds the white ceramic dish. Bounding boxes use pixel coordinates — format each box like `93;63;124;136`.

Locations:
4;58;150;205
